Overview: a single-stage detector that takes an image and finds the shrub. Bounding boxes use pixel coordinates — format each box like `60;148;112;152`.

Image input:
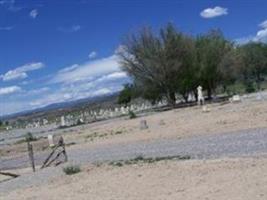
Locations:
129;110;136;119
25;132;37;142
63;165;81;175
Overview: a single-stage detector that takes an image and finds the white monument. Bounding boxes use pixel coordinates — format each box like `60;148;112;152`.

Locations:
197;85;204;105
187;92;195;102
48;134;55;148
60;116;66;127
231;95;241;103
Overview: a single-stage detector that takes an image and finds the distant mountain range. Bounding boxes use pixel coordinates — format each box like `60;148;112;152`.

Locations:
1;92;120;121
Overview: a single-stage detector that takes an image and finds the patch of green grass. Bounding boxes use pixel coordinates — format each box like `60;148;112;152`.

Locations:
63;165;81;175
85;129;126;142
108;155;191;167
14;135;38;145
65;142;76;147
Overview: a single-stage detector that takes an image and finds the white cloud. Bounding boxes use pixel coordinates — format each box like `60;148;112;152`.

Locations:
29;9;38;19
29;87;49;95
114;45;127;54
30;56;128;108
0;86;21;95
200;6;228;18
0;26;14;31
235;36;254;45
0;62;45;81
235;19;267;44
96;71;127;82
259;20;267;29
29;85;121;108
71;25;81;32
0;0;22;12
58;25;81;33
88;51;97;59
51;55;120;84
0;101;29;116
91;88;112;96
254;28;267;42
0;52;129;115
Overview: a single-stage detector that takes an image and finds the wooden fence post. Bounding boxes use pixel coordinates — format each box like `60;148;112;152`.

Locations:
27;141;35;172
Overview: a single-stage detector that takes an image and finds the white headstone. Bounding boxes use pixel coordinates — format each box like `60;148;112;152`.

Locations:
202;105;210;113
61;116;65;126
188;92;195;102
48;134;55;147
256;92;263;101
231;95;241;103
140;120;148;130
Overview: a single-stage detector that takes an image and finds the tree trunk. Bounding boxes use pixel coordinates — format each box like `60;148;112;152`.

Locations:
194;90;198;102
207;87;212;100
182;93;188;103
167;91;176;107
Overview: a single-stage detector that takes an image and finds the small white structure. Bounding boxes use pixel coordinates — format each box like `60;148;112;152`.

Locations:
60;116;66;127
48;134;55;148
256;92;264;101
230;95;241;103
202;105;210;113
197;85;205;105
187;92;195;102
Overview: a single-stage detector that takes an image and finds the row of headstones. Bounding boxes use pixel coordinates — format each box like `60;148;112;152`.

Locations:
59;101;169;127
25;118;49;129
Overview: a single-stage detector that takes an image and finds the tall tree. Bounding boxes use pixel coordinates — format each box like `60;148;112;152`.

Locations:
118;83;135;106
218;47;244;93
118;23;196;105
196;29;232;98
239;42;267;90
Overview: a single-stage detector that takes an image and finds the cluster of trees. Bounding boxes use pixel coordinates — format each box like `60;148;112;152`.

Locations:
0;120;9;127
117;23;267;106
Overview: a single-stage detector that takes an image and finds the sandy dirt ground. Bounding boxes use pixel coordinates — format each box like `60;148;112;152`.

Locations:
2;98;267;163
2;97;267;199
2;157;267;200
62;98;267;152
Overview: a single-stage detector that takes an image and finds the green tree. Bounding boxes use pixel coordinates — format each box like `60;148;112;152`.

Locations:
196;29;232;99
218;47;244;93
118;84;135;106
239;42;267;90
118;23;196;105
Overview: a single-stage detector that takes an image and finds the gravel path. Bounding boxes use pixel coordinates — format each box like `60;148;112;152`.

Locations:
1;127;267;193
2;127;267;170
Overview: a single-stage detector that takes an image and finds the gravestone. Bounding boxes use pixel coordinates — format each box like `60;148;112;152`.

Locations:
256;92;264;101
231;95;241;103
159;119;165;126
48;134;55;148
202;105;210;113
140;120;148;130
60;116;66;127
188;92;195;102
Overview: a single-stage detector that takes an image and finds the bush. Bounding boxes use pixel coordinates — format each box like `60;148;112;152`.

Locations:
25;132;37;142
245;82;256;93
63;165;81;175
129;110;136;119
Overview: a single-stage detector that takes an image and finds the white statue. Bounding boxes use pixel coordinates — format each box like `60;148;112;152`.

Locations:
197;85;204;105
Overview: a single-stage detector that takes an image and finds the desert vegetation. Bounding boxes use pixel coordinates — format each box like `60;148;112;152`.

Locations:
118;23;267;105
63;165;81;175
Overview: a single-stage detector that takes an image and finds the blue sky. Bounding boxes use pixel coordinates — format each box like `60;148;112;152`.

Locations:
0;0;267;116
